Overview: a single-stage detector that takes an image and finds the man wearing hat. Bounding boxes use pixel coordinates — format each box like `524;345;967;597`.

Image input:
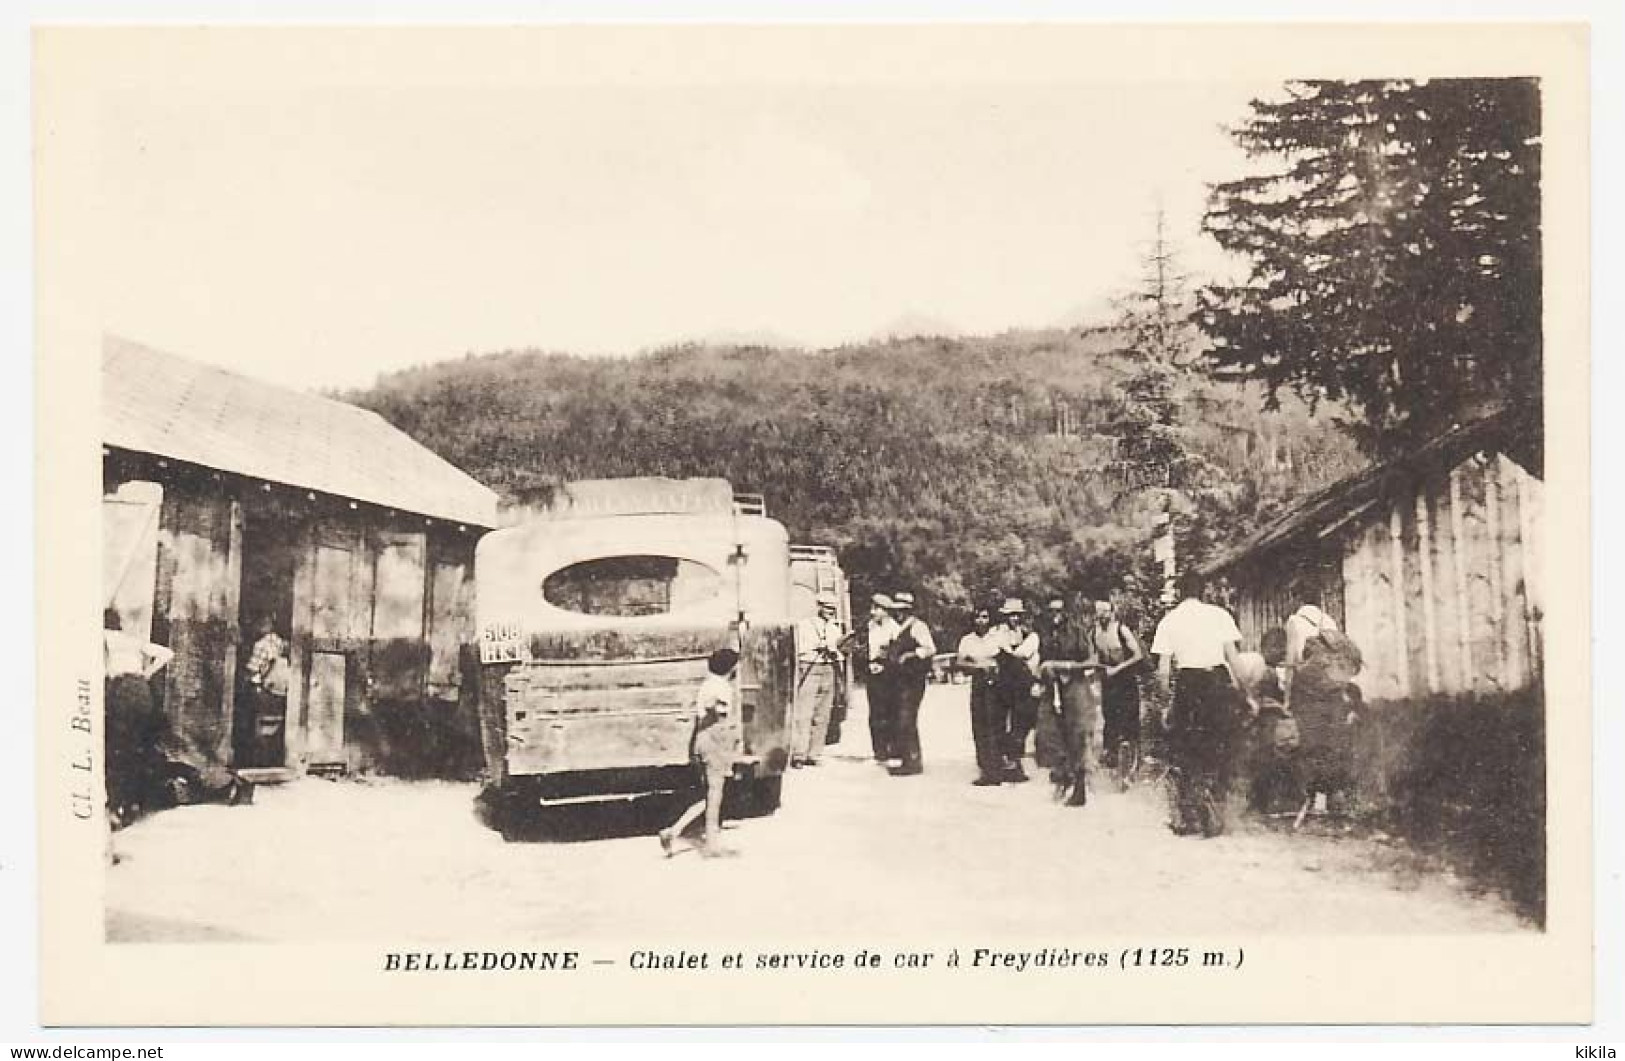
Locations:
993;599;1042;783
864;594;900;763
884;592;936;776
791;590;846;766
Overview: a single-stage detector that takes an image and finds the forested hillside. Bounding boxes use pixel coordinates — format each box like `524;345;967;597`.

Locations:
347;327;1362;628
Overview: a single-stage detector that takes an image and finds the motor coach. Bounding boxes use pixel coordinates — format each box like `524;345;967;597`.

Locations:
473;478;795;835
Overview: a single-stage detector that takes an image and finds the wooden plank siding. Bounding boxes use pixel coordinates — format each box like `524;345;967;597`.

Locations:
107;459;486;782
151;480;242;783
1227;448;1543;703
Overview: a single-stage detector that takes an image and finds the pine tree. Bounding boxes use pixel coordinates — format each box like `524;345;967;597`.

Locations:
1104;208;1218;498
1199;78;1541;457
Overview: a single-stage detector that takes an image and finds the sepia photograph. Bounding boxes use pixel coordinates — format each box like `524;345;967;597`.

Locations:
30;21;1592;1027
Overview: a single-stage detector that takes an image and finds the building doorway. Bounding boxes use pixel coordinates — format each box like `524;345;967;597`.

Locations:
234;510;299;768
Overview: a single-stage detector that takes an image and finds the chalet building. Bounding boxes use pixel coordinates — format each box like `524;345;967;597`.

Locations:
1203;402;1548;914
102;337;498;782
1202;404;1543;706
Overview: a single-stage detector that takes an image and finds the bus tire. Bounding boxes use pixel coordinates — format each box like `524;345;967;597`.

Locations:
478;781;545;842
727;775;783;819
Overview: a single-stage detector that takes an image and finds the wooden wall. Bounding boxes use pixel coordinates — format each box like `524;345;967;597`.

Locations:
1341;452;1541;702
287;515;482;777
1230;539;1345;652
108;458;483;781
1232;449;1543;703
151;477;243;784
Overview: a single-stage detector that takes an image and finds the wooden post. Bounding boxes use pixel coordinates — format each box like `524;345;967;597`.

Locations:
1495;455;1528;691
1448;465;1474;694
1414;487;1439;694
1513;458;1543;680
1388;503;1410;699
1484;455;1510;691
1340;533;1366;689
285;521;316;772
217;499;244;769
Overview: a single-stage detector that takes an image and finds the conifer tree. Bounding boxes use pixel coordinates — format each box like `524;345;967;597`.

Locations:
1199;78;1541;457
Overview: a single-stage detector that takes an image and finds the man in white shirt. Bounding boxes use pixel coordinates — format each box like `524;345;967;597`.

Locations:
1150;570;1245;838
956;606;1006;786
791;592;845;766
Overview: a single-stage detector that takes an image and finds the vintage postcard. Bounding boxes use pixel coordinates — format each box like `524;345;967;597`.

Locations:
34;22;1590;1026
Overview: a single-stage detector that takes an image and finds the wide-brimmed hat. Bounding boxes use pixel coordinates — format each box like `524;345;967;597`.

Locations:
871;593;896;609
890;591;916;609
815;591;838;608
998;598;1027;616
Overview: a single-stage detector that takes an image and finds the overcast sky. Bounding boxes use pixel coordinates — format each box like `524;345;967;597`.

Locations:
87;31;1274;391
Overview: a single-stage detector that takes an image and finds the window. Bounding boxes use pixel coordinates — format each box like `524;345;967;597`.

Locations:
542;555;722;617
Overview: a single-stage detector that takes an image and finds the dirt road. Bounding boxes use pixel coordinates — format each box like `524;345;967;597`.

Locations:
106;684;1531;942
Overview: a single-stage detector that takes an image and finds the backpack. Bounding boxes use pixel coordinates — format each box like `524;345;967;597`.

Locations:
1308;628;1363;681
1108;622;1150;678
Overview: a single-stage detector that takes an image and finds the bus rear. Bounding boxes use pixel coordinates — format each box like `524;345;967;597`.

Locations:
473;478;795;833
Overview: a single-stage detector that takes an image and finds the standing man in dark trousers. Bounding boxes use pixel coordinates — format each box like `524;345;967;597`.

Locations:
1040;594;1098;806
1151;570;1245;838
1032;598;1071;772
993;599;1041;783
1093;597;1147;779
955;606;1005;786
885;592;935;776
864;594;899;764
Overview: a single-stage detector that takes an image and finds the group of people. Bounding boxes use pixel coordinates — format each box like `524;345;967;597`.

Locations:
656;569;1365;859
951;595;1144;805
929;568;1366;838
103;608;280;834
862;592;938;777
1151;570;1365;838
659;589;936;859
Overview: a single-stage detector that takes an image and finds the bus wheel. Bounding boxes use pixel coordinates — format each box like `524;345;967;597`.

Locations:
727;775;783;819
477;781;546;841
754;775;784;815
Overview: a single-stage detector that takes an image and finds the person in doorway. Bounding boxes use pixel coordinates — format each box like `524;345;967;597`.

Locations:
660;647;742;859
1150;570;1246;838
243;616;291;764
993;599;1041;783
956;606;1006;786
791;591;846;766
885;592;935;776
103;607;174;827
1093;597;1147;779
864;594;900;764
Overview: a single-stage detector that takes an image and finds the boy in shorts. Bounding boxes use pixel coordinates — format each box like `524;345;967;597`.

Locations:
660;648;742;859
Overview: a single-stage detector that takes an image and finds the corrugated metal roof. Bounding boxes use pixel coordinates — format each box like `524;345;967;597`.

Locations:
1201;405;1535;578
103;336;498;528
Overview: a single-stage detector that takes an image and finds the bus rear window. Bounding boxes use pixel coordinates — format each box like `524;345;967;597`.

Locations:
541;555;723;617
